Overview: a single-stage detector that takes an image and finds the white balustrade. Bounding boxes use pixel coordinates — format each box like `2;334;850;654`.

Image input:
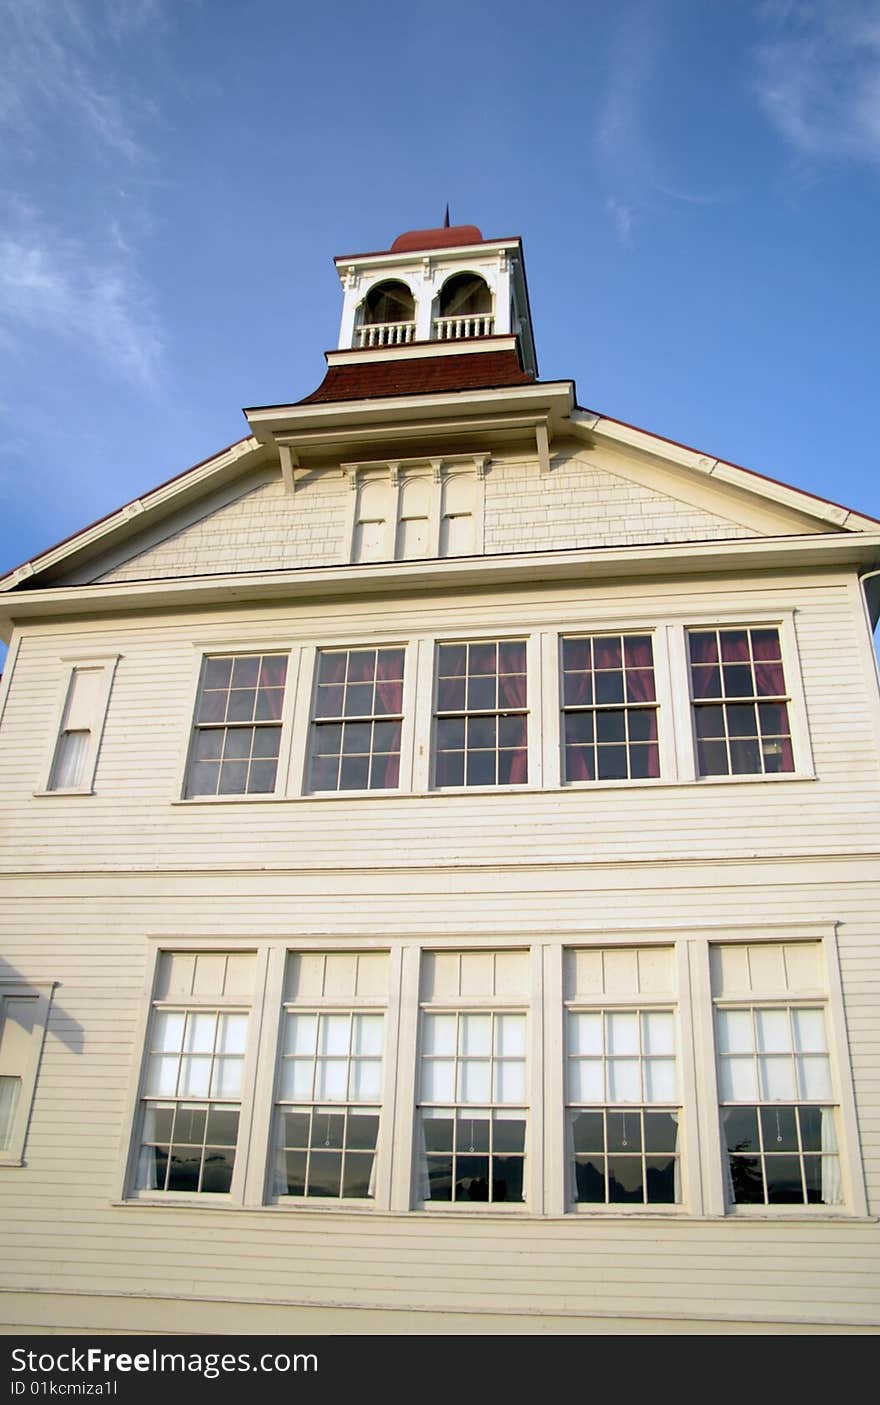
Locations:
356;321;416;348
432;315;495;340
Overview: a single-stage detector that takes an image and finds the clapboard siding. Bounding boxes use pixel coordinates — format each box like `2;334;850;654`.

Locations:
1;860;878;1331
0;572;878;876
2;553;878;1332
93;447;761;586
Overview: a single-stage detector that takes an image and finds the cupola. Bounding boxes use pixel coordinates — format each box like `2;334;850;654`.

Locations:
334;222;537;376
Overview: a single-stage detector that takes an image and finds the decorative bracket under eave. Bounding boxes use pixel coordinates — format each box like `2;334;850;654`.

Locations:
536;421;552;476
278;444;299;494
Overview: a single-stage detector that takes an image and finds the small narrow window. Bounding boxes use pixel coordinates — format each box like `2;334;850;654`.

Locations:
135;952;255;1196
434;639;528;787
561;634;659;782
185;653;288;798
308;646;405;792
689;627;794;776
0;983;52;1164
45;661;117;793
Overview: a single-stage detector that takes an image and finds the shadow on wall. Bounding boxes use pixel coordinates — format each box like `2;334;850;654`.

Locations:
1;954;84;1163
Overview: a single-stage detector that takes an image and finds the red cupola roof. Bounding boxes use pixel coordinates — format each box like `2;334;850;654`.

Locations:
390;224;485;253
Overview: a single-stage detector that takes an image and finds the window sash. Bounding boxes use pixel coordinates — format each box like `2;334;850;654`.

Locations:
186;653;288;797
688;627;794;777
307;647;405;793
433;639;529;788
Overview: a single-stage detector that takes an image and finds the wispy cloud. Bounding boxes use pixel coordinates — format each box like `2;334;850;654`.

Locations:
0;0;152;162
0;2;170;386
594;6;734;244
605;197;635;245
755;0;880;163
0;220;162;387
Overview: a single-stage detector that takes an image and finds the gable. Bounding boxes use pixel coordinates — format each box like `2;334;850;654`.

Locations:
93;470;351;584
82;445;765;584
4;390;876;596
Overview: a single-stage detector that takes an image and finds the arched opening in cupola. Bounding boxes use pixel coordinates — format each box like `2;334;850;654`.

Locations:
356;280;416;347
434;273;494;340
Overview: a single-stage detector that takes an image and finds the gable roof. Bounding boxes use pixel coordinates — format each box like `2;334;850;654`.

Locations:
1;377;878;598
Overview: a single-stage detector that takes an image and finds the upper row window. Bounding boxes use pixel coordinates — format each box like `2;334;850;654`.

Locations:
180;625;799;799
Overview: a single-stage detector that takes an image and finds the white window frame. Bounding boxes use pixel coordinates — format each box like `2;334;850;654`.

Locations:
0;980;54;1166
121;947;268;1204
176;644;298;802
411;948;538;1214
675;612;814;785
299;642;412;798
36;654;120;796
258;947;400;1212
430;632;541;792
556;627;674;788
120;930;864;1220
688;925;866;1218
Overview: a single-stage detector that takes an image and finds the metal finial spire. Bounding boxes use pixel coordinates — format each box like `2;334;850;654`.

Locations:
443;204;450;227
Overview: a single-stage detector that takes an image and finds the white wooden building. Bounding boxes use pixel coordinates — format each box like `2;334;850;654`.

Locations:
1;222;879;1335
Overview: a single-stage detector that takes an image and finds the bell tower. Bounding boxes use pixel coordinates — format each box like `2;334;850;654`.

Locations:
334;222;538;376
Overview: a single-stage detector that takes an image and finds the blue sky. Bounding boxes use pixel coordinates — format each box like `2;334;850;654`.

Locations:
1;0;879;598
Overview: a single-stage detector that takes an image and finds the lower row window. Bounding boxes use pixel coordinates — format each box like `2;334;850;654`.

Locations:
131;942;848;1213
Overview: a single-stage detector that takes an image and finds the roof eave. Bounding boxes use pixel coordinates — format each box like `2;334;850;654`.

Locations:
3;531;880;644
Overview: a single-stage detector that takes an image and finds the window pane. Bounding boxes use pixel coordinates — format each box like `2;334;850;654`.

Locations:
49;730;89;790
765;1154;803;1204
153;1011;185;1053
792;1008;826;1053
280;1060;314;1100
494;1061;525;1103
422;1014;456;1055
797;1055;832;1100
494;1014;526;1057
606;1012;639;1055
352;1014;383;1056
319;1015;351;1056
421;1060;455;1102
759;1056;796;1101
217;1014;248;1055
285;1013;317;1056
569;1012;603;1056
756;1009;792;1054
718;1009;753;1055
641;1011;674;1055
459;1014;491;1056
607;1059;640;1102
314;1060;347;1100
459;1061;491;1103
720;1055;758;1101
644;1058;676;1103
569;1059;603;1102
178;1056;211;1097
0;1077;21;1149
349;1059;382;1101
210;1056;243;1098
607;1156;644;1203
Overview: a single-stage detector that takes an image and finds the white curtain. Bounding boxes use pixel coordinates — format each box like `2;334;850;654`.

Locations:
0;1076;21;1151
49;729;89;790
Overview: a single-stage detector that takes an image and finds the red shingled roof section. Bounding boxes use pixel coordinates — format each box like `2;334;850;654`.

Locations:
390;224;484;252
298;349;534;404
